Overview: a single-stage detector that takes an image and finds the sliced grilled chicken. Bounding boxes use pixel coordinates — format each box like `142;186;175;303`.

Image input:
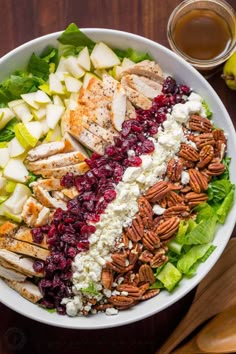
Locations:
121;77;152;109
63;132;90;156
27;151;87;172
33;185;67;210
121;60;164;83
21;197;51;229
111;85;127;131
0;222;18;237
62;187;79;199
4;279;43;303
14;226;48;249
35;162;89;179
0;237;50;260
30;178;63;191
0;264;27;282
26;141;65;162
102;73;119;98
126;99;136;119
125;74;162;99
0;249;44;277
51;190;69;202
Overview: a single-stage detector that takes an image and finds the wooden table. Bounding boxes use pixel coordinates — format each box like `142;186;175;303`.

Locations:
0;1;235;353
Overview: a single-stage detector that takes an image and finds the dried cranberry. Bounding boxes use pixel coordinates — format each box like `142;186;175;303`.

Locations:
33;260;45;273
60;173;75;188
31;228;44;244
104;189;116;202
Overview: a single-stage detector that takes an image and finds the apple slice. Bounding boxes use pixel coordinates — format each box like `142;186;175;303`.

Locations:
35;90;51;104
4;183;31;214
46;104;65;130
77;47;91;71
12;102;33;123
15;122;42;148
121;57;135;68
0;148;10;168
64;75;82;93
90;42;121;69
65;56;85;79
45;124;62;142
0;108;15;130
32;107;46;120
49;73;65;94
83;73;100;89
21;92;40;109
55;57;69;81
8;137;25;157
4;158;29;183
40;119;50;135
53;95;64;106
8;99;24;110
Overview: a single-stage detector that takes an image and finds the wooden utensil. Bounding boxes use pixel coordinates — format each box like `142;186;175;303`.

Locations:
157;239;236;354
171;304;236;353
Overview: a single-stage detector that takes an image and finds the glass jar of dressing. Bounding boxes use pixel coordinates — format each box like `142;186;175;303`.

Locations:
167;0;236;75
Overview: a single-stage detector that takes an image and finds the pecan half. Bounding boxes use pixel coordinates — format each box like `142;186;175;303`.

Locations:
178;143;199;162
150;247;168;268
138;197;153;227
189;168;208;193
164;190;184;207
189;115;212;132
185;192;208;208
207;162;226;176
101;267;113;289
163;205;190;219
129;243;142;265
214;140;226;161
155;216;180;240
179;157;196;169
116;284;141;298
167;158;183;182
126;216;143;242
138;264;156;284
197;144;214;169
108;296;134;307
142;230;160;251
145;181;171;203
111;252;127;268
140;289;160;301
195;133;215;149
213;129;227;143
139;249;154;263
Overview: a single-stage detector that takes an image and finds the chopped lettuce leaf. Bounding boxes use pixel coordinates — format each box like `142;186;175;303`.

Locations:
40;46;58;65
177;243;213;275
208;179;233;203
219;157;231;180
0;118;18;142
156;262;182;292
26;171;40;186
28;53;50;80
168;239;183;255
194;203;214;223
202;100;212;118
179;216;217;245
216;186;235;224
58;23;95;48
81;282;101;296
175;219;197;244
114;47;152;62
149;279;164;289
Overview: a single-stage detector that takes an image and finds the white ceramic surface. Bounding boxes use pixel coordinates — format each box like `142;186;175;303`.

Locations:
0;29;236;329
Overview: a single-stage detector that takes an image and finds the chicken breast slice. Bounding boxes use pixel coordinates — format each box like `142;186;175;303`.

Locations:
111;85;127;131
26;141;65;162
0;237;49;260
32;185;67;210
27;151;87;172
121;60;164;83
35;162;89;179
0;264;27;282
125;74;162;99
121;77;152;109
0;222;18;237
30;178;63;191
63;132;89;156
4;279;43;303
0;249;44;277
14;226;48;250
62;187;79;199
126;99;136;119
21;197;51;229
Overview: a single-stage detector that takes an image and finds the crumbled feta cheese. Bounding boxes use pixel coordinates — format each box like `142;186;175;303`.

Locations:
153;204;166;215
105;308;118;316
181;171;190;185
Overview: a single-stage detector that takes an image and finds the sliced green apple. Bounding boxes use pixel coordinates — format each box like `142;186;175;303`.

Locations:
0;177;6;191
0;148;10;168
55;57;69;81
5;180;16;193
38;83;51;96
21;92;40;109
4;183;31;214
65;56;85;79
64;75;83;93
121;57;135;68
40;119;50;135
90;42;121;69
14;122;42;148
12;102;33;123
32;107;46;120
49;73;65;94
4;158;29;183
53;95;64;106
45;124;62;142
3;210;22;223
35;90;51;104
8;137;25;157
77;47;91;71
8;99;24;110
46;104;65;130
14;124;30;149
0;108;15;130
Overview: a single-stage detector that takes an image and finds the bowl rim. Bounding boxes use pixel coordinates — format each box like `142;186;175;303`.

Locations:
0;28;236;329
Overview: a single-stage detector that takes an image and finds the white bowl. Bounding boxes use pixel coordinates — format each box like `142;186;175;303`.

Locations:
0;29;236;329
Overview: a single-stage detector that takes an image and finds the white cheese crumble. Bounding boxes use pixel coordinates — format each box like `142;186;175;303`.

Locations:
62;94;205;316
153;204;166;215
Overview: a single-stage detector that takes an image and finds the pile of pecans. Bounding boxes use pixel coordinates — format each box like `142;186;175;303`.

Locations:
92;114;227;312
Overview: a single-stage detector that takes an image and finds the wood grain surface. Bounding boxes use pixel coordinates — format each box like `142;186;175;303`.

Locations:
0;1;235;353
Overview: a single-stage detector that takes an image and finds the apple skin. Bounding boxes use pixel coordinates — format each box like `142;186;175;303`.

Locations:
222;52;236;91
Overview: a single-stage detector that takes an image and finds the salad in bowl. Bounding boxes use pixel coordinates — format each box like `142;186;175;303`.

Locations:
0;24;235;328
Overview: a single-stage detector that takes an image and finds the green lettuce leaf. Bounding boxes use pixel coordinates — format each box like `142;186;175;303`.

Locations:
202;100;212;118
114;47;152;62
219;157;231;180
28;53;50;80
175;219;197;244
194;203;214;223
81;282;101;296
58;23;95;48
0;118;18;142
216;186;235;224
177;243;214;275
208;179;233;203
156;262;182;291
179;216;217;245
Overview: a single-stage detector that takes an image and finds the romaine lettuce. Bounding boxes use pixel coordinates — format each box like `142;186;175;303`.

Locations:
156;262;182;291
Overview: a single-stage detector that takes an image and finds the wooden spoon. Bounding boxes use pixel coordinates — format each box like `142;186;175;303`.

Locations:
157;239;236;354
171;304;236;354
